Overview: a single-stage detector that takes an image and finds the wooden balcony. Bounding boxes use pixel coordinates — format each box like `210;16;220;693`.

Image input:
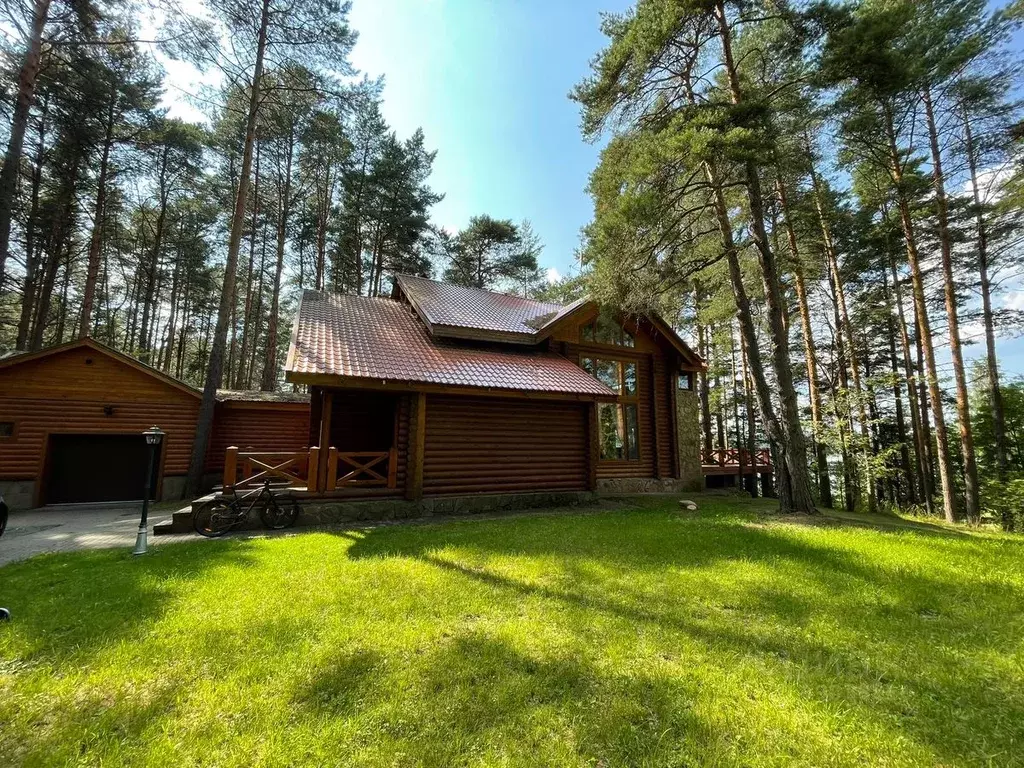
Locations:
701;448;773;476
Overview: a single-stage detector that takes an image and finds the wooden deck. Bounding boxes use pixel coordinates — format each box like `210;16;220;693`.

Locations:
701;448;773;476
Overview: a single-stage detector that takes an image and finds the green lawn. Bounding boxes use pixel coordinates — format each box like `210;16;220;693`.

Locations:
1;496;1022;767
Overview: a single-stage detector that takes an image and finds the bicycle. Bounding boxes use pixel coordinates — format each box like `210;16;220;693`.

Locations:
192;480;300;538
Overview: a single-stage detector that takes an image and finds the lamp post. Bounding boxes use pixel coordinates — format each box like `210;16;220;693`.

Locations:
133;426;165;556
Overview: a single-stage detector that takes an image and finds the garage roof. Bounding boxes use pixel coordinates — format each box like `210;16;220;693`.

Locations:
0;338;201;399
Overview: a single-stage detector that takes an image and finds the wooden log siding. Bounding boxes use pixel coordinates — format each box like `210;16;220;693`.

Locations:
652;355;675;478
205;402;309;473
0;347;200;481
422;395;588;495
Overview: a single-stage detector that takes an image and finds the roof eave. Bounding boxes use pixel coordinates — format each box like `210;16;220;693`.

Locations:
284;370;617;402
429;324;541;346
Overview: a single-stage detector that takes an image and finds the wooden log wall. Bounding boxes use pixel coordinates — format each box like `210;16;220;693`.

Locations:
204;402;310;473
0;347;199;481
422;395;588;495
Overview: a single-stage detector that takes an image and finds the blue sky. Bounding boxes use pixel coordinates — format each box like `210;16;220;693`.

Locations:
347;0;632;285
347;0;1024;377
158;0;1024;378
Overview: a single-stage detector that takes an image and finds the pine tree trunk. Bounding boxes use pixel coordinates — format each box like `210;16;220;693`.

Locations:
15;107;46;351
778;177;833;507
262;131;294;391
30;157;79;350
186;0;272;497
739;325;759;497
695;286;714;457
236;141;261;390
0;0;51;293
923;86;979;522
884;104;958;523
138;152;171;363
806;156;874;512
831;296;857;511
79;103;115;338
962;103;1010;497
704;158;812;513
883;267;917;505
714;0;815;513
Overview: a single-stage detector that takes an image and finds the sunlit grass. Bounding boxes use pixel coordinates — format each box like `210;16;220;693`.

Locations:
1;495;1022;767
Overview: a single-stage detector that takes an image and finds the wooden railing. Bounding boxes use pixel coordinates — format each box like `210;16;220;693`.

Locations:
223;447;310;490
222;445;398;492
326;447;398;490
701;448;773;468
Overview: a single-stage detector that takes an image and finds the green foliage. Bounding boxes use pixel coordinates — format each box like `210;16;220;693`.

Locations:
443;215;544;294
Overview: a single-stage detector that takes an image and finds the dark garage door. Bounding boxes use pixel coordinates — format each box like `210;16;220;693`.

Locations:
45;434;161;504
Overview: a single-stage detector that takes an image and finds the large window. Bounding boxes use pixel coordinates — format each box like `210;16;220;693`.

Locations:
582;357;640;460
580;314;634;347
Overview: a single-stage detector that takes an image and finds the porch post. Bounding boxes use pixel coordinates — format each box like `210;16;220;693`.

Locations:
669;372;680;479
317;389;333;492
405;392;426;501
586;400;599;491
650;354;662;479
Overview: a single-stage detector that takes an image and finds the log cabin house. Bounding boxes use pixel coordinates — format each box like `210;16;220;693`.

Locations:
272;275;706;506
0;276;713;514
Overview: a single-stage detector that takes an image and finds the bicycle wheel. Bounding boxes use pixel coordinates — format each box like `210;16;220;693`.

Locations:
259;495;300;530
193;498;240;537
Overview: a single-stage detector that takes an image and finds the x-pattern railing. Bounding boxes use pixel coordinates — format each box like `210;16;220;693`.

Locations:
326;447;398;490
701;448;772;467
223;448;308;490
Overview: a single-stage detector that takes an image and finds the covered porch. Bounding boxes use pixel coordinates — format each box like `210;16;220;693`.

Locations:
220;387;420;499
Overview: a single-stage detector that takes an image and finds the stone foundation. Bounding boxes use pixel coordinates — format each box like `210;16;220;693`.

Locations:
597;477;700;494
160;475;188;502
0;480;35;510
155;489;597;535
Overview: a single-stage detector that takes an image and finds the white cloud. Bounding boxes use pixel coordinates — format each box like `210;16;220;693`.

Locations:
545;267;561;284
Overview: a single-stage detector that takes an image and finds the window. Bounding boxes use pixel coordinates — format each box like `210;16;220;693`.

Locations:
595;359;620;394
0;421;13;438
583;357;640;461
580;314;634;347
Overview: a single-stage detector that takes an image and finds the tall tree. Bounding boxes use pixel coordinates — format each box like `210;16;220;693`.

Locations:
179;0;356;496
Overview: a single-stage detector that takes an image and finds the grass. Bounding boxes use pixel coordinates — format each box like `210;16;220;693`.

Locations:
1;495;1023;767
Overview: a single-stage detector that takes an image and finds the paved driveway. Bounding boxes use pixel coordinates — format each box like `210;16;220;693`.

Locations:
0;503;194;567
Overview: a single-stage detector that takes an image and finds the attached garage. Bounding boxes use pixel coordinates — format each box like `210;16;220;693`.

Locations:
0;338;201;509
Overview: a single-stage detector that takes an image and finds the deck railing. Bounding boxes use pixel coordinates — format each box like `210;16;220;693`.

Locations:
701;448;773;468
325;447;398;490
221;445;398;492
223;447;310;490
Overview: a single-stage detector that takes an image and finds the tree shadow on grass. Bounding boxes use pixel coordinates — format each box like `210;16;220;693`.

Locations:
341;510;1024;766
289;632;722;766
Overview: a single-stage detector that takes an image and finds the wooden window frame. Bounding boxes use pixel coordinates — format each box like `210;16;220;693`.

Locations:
581;355;641;463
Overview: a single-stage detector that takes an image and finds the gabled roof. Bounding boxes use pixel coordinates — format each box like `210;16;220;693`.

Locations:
285;290;617;399
395;274;566;345
0;337;202;398
394;273;703;370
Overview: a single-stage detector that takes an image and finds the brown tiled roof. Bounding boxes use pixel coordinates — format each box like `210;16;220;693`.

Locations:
395;274;567;342
285;290;616;398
